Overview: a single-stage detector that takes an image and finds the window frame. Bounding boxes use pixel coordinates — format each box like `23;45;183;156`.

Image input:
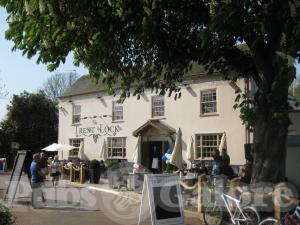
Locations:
200;89;218;116
151;96;165;118
69;138;83;158
194;133;222;160
107;137;127;159
72;104;81;124
112;101;124;122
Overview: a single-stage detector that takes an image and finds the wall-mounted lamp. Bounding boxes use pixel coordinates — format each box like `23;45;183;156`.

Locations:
182;81;190;88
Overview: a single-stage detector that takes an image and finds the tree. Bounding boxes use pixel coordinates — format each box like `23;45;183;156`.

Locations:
1;0;300;183
0;92;58;163
0;78;8;98
41;71;79;103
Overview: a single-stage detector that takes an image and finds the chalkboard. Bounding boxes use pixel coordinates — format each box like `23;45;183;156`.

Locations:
138;174;185;225
153;185;181;220
5;150;28;206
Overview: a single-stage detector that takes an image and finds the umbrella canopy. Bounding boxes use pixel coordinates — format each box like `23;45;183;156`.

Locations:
218;132;227;154
186;136;194;169
44;143;75;151
100;139;108;161
77;141;85;160
55;143;76;151
170;128;183;169
42;143;59;152
132;135;142;164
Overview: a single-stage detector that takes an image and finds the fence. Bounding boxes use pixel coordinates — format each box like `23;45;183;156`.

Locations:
60;163;86;184
179;175;299;220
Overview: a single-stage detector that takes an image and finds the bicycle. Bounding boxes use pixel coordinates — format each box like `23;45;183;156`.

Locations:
259;186;299;225
259;212;300;225
203;176;260;225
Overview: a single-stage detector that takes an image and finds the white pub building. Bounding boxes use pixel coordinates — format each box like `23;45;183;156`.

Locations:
58;65;254;172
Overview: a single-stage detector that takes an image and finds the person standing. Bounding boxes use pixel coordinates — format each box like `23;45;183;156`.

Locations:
51;155;60;186
99;160;106;177
151;146;159;174
30;153;46;208
39;152;48;177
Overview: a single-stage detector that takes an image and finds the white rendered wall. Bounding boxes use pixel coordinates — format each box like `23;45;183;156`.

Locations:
58;75;247;165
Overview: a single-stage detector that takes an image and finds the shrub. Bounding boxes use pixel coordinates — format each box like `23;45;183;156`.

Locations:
107;160;120;170
0;204;13;225
89;159;100;170
164;164;174;173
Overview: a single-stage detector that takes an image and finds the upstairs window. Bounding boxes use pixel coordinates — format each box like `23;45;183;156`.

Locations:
72;105;81;124
152;96;165;117
201;89;217;115
112;101;123;121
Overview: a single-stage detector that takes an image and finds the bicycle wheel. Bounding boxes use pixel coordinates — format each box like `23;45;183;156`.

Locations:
203;204;224;225
258;218;278;225
238;206;261;225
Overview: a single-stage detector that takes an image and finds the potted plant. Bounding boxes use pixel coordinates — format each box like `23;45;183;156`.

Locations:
89;159;100;184
107;160;121;188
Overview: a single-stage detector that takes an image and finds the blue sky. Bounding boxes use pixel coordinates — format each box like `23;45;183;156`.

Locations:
0;8;299;120
0;8;88;119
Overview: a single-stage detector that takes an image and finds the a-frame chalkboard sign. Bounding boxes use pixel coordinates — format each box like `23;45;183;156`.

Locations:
138;174;185;225
4;150;28;206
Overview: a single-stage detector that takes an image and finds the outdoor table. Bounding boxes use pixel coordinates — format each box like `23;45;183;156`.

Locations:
181;173;198;185
127;172;148;192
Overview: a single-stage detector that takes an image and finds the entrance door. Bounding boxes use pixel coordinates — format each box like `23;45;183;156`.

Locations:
141;141;169;173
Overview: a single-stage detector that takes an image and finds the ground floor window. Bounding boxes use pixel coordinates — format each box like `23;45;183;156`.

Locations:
195;133;222;159
107;137;126;158
69;138;83;157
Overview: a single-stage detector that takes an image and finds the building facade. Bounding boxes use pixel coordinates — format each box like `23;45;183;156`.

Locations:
58;69;250;171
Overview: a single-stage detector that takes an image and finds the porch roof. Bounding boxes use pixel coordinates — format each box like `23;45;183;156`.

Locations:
132;119;176;137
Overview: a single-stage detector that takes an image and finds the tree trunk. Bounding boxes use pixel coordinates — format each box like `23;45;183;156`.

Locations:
251;112;288;184
250;54;295;184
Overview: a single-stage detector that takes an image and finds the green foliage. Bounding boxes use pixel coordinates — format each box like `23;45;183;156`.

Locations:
289;75;300;106
1;0;300;182
164;164;174;174
0;91;58;158
89;159;100;170
107;159;120;170
0;203;13;225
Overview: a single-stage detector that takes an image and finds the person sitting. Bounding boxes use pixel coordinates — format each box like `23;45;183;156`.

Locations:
240;160;252;184
221;149;235;178
212;150;222;176
199;161;209;175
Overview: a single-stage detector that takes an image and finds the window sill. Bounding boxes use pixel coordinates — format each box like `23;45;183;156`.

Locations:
194;157;213;161
108;157;127;160
111;120;125;123
151;116;166;120
199;113;219;117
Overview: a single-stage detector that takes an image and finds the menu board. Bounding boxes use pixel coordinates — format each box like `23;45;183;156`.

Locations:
138;174;185;225
5;151;28;205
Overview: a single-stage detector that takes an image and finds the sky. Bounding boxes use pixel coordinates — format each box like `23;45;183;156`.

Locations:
0;8;88;119
0;8;299;120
